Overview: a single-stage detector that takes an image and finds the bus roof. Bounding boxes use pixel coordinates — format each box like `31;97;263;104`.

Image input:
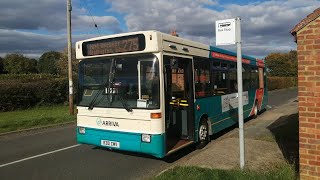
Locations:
76;30;264;65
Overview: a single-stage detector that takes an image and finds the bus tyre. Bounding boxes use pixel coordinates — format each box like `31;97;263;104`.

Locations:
253;101;258;119
196;120;209;149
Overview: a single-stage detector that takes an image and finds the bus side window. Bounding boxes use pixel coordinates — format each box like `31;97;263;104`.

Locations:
243;65;251;91
194;58;211;98
229;63;237;93
250;67;259;89
212;62;227;96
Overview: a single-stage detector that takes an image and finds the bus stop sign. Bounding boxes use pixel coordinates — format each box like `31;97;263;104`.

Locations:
215;17;245;170
215;18;236;46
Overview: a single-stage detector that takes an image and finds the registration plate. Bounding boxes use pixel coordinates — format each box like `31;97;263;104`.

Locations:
101;140;120;148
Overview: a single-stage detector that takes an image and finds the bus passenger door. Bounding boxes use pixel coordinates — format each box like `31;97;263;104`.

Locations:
163;55;194;153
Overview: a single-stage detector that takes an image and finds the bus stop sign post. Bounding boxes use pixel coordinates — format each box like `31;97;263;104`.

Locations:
235;17;245;170
216;17;244;169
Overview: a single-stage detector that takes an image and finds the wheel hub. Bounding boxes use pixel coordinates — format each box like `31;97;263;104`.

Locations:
199;125;207;141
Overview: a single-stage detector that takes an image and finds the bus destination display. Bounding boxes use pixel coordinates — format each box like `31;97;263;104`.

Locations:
82;34;145;56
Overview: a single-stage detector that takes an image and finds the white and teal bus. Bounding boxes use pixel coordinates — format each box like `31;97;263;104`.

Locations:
76;30;267;158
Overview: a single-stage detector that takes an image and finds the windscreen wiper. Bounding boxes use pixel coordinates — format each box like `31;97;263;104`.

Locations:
88;58;115;110
88;58;132;112
88;86;104;110
117;92;132;112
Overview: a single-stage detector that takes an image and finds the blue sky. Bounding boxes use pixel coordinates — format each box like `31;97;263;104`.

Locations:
0;0;319;58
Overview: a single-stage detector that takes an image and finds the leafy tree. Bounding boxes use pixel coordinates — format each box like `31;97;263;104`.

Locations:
38;51;62;74
0;56;4;74
3;53;38;74
56;47;78;76
265;50;297;77
287;50;297;76
26;58;38;73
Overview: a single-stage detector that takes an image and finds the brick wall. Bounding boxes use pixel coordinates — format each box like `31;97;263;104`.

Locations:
297;16;320;180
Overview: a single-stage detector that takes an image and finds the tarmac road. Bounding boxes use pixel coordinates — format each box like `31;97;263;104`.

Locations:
0;124;170;180
267;87;297;107
0;87;297;180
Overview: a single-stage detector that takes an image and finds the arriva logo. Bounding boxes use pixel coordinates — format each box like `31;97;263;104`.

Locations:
96;118;119;127
96;118;103;126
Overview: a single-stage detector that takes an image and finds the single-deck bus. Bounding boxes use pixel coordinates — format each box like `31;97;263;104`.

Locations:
76;30;267;158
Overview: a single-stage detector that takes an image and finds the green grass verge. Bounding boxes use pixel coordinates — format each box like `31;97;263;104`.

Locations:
154;164;296;180
255;134;276;142
0;105;76;133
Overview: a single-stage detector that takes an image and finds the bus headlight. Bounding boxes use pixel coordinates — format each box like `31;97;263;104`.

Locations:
141;134;151;143
79;127;86;134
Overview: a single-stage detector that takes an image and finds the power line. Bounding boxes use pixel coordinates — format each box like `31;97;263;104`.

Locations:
80;0;101;35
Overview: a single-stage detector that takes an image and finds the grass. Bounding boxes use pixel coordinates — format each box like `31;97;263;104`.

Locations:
154;164;297;180
254;134;276;142
0;105;76;133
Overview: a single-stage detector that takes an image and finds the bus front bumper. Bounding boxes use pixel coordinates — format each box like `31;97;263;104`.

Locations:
76;127;166;158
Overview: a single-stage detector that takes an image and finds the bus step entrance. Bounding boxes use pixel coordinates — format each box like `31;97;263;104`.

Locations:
170;107;188;139
167;139;193;155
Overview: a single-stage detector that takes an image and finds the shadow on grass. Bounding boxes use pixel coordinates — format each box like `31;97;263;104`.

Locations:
267;113;299;172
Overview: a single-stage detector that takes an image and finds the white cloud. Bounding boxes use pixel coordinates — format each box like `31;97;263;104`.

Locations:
1;0;319;57
107;0;220;35
0;0;122;33
0;0;122;57
0;0;66;31
73;15;122;33
0;29;95;58
106;0;320;57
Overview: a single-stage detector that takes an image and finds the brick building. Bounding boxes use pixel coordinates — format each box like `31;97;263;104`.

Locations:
291;8;320;180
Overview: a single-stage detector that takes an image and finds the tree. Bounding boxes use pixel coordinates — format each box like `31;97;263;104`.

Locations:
265;50;297;77
26;58;38;73
3;53;38;74
38;51;62;74
56;47;78;76
0;56;4;74
287;50;297;76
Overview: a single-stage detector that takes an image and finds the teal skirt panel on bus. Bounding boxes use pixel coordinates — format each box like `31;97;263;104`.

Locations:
77;127;166;158
193;89;259;141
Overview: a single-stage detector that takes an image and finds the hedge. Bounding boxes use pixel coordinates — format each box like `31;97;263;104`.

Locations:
0;74;69;111
0;74;296;111
0;74;60;81
267;77;297;91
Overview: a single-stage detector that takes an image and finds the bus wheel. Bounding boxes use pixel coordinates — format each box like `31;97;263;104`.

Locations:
196;119;209;149
253;101;258;119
